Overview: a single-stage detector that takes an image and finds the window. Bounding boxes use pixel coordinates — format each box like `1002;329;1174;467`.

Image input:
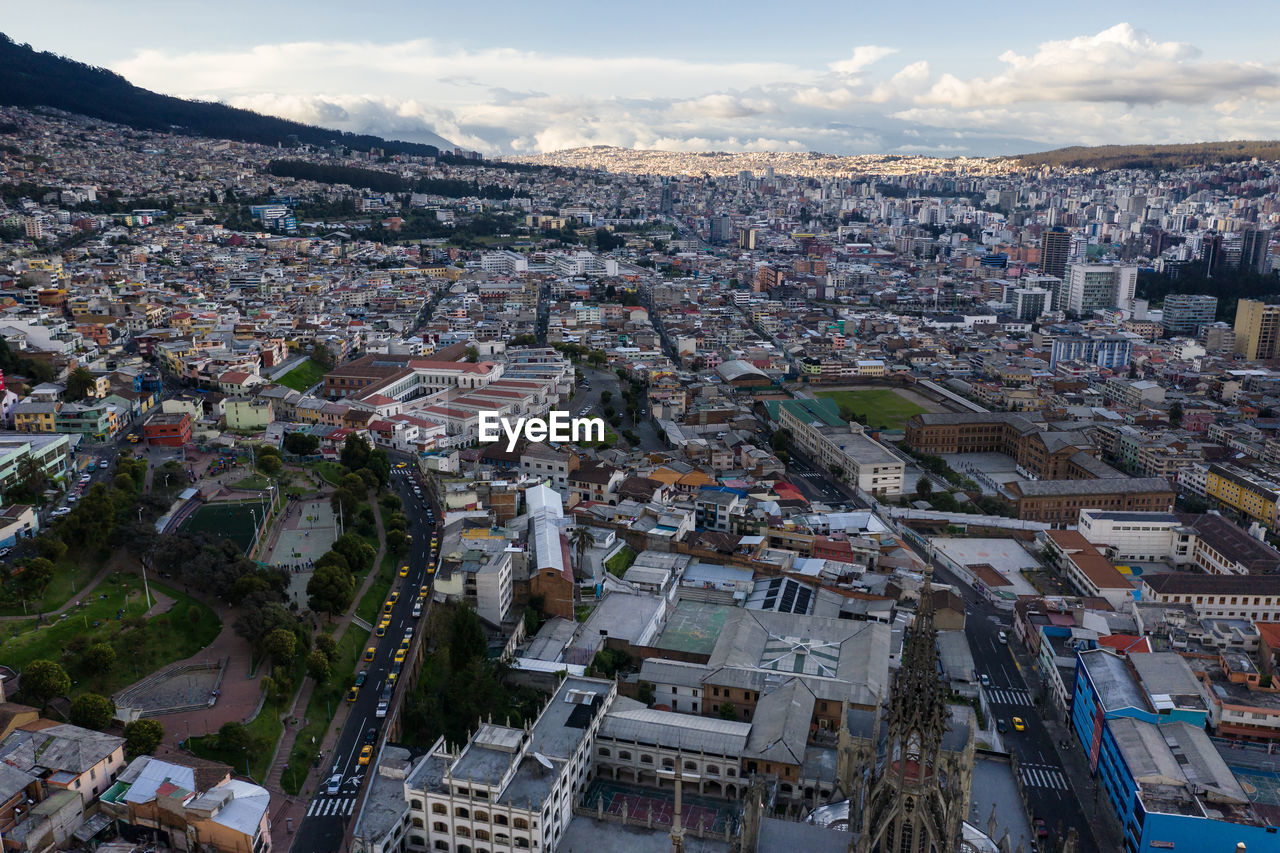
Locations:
456;808;470;819
618;751;631;761
514;819;529;830
640;754;654;764
457;827;471;839
412;818;424;828
475;812;489;823
434;842;449;852
433;822;448;833
706;765;719;776
662;758;675;770
412;800;423;810
495;815;508;826
598;748;611;757
476;831;490;842
432;804;448;815
684;761;697;771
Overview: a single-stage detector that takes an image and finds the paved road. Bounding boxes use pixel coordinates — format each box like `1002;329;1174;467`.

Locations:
927;558;1099;852
290;463;439;853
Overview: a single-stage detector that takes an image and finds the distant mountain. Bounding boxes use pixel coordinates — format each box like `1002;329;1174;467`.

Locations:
1016;141;1280;171
0;33;455;155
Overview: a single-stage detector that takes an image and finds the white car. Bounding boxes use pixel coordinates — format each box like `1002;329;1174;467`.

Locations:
51;507;72;518
325;773;342;795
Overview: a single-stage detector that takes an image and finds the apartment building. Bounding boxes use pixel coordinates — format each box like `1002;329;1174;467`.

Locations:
404;677;616;853
1143;573;1280;621
1205;463;1280;527
777;399;903;497
1005;478;1175;524
1233;298;1280;360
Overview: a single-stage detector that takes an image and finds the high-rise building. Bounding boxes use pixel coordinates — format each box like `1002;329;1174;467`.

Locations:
1050;334;1133;369
1161;294;1218;336
1065;264;1138;315
1012;287;1050;321
709;214;732;243
1040;226;1070;279
738;228;757;250
1233;299;1280;360
1240;227;1272;274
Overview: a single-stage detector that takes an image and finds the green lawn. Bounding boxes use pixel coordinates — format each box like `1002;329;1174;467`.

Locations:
281;625;369;795
187;702;284;783
230;474;272;491
0;557;100;618
355;556;396;626
277;359;328;393
0;576;221;697
815;388;930;431
605;546;636;578
312;461;347;487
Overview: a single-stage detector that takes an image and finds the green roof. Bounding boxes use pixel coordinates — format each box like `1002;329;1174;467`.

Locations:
765;397;845;428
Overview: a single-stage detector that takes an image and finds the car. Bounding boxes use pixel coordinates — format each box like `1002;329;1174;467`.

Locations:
376;700;388;719
358;745;373;766
1033;818;1049;839
412;602;423;618
399;565;409;578
346;686;359;702
363;726;378;745
979;674;990;687
1012;717;1026;731
996;719;1008;733
66;495;78;504
364;647;376;662
355;670;367;686
79;474;91;483
386;671;398;686
419;584;429;597
394;648;407;663
399;637;411;650
51;507;72;518
389;592;399;604
396;462;407;469
998;631;1008;644
326;773;342;795
375;622;388;637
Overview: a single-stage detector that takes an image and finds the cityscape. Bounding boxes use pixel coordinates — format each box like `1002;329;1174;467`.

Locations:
1;9;1280;853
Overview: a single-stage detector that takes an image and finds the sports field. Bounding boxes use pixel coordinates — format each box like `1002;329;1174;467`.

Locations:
815;388;930;431
178;501;264;553
582;780;737;834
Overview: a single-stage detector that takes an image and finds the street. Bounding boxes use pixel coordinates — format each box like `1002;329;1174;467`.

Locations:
289;461;440;853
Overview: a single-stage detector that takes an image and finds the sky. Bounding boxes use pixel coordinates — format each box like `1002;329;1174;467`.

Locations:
8;1;1280;157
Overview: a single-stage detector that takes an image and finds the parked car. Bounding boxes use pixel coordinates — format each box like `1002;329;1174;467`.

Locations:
325;774;342;795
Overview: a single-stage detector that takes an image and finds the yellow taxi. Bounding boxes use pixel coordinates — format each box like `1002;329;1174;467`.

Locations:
399;565;409;578
395;462;407;469
358;745;373;766
1012;717;1026;732
394;648;407;664
375;620;389;637
399;636;411;651
387;671;398;686
346;686;359;702
418;584;429;598
363;647;376;662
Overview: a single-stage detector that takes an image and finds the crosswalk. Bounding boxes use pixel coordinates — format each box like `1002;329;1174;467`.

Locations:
987;687;1031;706
1019;764;1070;791
794;471;823;478
306;796;357;818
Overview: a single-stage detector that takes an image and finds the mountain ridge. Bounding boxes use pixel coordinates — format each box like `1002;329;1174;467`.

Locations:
0;33;455;156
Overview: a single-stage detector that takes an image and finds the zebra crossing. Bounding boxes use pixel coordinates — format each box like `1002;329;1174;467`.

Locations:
794;471;824;478
986;687;1031;706
1019;764;1070;791
306;796;357;818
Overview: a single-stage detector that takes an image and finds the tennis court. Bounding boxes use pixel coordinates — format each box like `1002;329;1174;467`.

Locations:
582;779;736;834
178;501;264;554
654;600;732;656
1232;766;1280;825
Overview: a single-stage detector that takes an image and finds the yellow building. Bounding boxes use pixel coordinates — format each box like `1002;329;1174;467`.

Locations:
13;401;60;433
1234;299;1280;361
1207;463;1280;527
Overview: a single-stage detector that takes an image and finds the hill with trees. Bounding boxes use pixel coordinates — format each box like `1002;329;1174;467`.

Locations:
1017;141;1280;171
0;33;454;155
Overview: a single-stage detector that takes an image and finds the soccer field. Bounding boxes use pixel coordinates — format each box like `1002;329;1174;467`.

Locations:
179;501;263;553
815;388;930;431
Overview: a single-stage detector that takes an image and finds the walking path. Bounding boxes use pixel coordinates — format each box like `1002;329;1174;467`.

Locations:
266;492;386;851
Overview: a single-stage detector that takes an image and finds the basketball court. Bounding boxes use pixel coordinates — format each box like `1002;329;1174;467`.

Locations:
581;779;737;835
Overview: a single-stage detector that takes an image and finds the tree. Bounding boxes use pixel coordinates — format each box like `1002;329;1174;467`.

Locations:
69;693;116;730
1169;401;1184;429
34;534;66;562
311;343;335;370
14;455;47;500
81;642;117;674
717;702;738;721
15;557;54;599
448;606;488;672
306;649;331;683
262;627;297;666
315;633;337;662
770;427;792;453
257;454;283;475
283;431;320;456
637;681;656;706
464;346;479;363
217;721;252;753
124;719;165;759
386;528;408;555
915;476;933;499
568;526;596;578
21;659;70;708
307;563;355;620
64;367;96;401
339;435;371;472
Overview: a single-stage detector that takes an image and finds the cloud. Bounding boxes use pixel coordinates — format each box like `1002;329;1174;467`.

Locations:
917;24;1280;107
107;25;1280;158
829;45;897;76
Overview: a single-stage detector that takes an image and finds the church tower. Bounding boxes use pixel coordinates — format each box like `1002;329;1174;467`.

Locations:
851;573;971;853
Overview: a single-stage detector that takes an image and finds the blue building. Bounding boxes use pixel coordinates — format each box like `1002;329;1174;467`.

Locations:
1049;333;1133;369
1072;649;1277;851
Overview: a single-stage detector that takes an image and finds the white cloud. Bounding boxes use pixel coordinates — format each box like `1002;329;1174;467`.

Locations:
106;25;1280;157
829;45;897;76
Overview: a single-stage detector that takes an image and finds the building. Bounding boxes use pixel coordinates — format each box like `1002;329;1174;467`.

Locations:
777;399;903;497
1160;294;1217;335
1071;649;1271;853
1240;227;1272;274
1064;264;1137;315
0;433;71;499
1011;286;1050;321
842;575;973;853
1005;478;1174;524
404;676;615;853
904;412;1113;482
1205;463;1280;527
1142;572;1280;621
1040;227;1071;280
0;723;126;804
1042;530;1137;610
1048;333;1132;369
527;484;575;621
1233;299;1280;360
143;412;192;447
224;397;274;432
